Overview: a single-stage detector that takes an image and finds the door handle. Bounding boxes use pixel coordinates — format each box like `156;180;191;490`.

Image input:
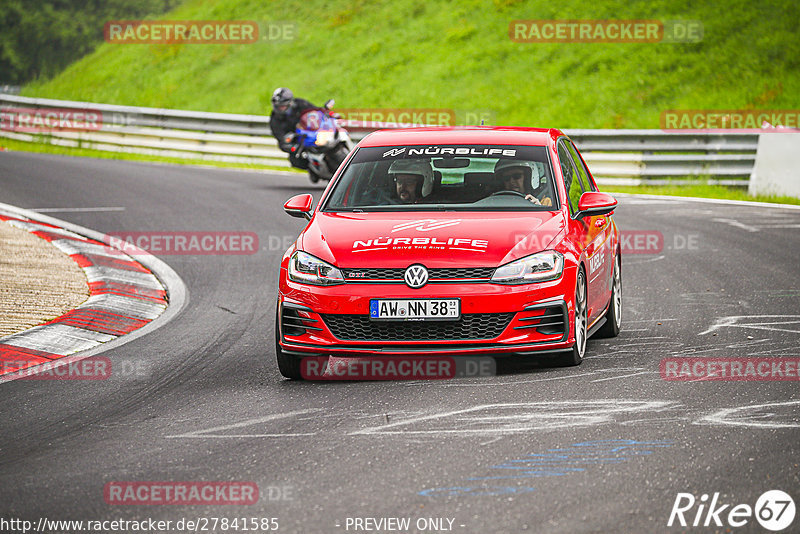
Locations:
595;218;606;228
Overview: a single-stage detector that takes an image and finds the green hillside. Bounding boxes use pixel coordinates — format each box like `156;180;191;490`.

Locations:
22;0;800;128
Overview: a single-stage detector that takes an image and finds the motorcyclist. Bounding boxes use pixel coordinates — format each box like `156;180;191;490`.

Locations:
494;160;553;206
269;87;318;170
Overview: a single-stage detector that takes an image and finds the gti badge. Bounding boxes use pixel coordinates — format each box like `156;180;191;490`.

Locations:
404;264;429;288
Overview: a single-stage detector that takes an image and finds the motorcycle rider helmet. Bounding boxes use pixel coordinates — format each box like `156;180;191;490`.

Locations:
388;159;434;198
271;87;294;114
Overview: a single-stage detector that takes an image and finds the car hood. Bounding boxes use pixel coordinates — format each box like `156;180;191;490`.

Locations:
300;211;566;268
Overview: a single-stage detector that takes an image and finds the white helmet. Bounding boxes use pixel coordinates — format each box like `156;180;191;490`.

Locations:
388;159;434;197
494;160;543;189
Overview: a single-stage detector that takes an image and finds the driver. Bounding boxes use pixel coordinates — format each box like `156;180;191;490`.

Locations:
388;159;434;204
494;160;553;206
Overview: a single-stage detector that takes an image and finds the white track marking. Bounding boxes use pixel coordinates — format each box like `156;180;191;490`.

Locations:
624;254;665;264
31;207;126;213
165;408;322;438
696;401;800;429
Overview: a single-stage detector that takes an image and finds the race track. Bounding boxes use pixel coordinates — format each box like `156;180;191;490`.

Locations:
1;151;798;533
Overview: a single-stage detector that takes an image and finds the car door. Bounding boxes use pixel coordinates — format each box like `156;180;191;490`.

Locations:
557;139;605;323
566;140;613;304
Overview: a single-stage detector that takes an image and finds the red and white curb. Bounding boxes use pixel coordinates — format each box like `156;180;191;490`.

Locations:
0;203;187;382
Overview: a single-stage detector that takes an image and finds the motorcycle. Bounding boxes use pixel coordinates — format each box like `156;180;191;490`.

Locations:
286;99;353;183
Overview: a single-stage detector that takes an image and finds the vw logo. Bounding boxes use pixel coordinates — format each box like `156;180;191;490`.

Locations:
404;264;429;289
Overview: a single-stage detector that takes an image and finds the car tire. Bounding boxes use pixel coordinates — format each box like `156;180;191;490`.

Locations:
552;267;587;367
596;253;622;338
275;306;303;380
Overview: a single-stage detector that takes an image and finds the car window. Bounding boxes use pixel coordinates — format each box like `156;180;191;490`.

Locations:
567;141;595;193
557;141;583;215
324;144;557;211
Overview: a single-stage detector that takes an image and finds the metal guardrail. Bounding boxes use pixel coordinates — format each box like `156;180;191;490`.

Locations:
0;94;758;185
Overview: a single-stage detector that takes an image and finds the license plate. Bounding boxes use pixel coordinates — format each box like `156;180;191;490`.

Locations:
369;299;460;321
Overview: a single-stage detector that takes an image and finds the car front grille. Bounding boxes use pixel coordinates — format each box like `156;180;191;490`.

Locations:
341;267;495;282
320;313;514;341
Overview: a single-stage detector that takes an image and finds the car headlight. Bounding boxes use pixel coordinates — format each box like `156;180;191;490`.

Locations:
491;251;564;284
288;251;344;286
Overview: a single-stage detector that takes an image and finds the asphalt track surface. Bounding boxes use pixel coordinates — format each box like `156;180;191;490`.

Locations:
1;151;798;534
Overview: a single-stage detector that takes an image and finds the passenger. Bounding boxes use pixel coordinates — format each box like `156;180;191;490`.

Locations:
494;160;553;206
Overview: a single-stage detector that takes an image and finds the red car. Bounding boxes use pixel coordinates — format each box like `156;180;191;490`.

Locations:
276;127;621;379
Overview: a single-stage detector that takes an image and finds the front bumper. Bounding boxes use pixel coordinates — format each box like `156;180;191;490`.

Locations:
277;267;578;357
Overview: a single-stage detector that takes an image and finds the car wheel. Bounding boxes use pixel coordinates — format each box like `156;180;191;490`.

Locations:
275;306;303;380
552;268;587;367
596;253;621;338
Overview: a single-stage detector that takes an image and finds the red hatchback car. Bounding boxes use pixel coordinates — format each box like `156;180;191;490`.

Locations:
276;127;621;379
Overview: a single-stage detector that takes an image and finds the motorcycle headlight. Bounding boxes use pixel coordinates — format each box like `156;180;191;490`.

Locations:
288;251;344;286
491;251;564;285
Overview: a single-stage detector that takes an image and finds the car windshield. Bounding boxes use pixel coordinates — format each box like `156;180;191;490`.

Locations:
324;144;557;211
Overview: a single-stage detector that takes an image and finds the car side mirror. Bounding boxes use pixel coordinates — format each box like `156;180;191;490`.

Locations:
576;191;617;218
324;99;334;110
284;194;313;220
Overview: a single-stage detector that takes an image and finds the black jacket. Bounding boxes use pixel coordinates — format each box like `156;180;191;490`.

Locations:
269;98;317;152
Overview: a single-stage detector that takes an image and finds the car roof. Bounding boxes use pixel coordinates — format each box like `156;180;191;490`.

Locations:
357;126;564;147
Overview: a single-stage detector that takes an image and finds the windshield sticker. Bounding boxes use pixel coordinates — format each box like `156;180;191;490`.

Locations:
382;146;516;157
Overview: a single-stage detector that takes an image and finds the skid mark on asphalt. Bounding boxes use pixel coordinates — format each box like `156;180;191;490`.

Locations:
589;370;657;382
165;408;322;438
349;400;676;436
400;367;654;388
695;400;800;429
712;218;759;232
163;400;800;440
